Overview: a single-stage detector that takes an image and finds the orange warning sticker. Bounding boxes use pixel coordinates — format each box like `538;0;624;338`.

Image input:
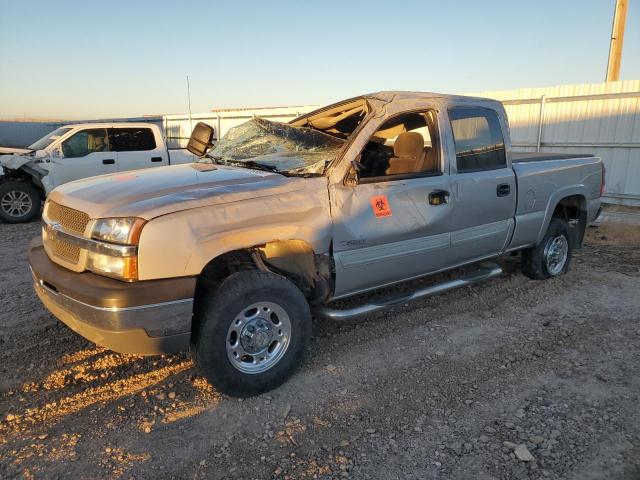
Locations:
370;195;392;218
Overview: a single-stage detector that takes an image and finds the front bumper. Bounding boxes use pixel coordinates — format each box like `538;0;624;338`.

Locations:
28;239;196;355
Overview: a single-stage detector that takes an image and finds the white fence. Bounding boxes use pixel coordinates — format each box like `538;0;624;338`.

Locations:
472;80;640;206
163;106;318;149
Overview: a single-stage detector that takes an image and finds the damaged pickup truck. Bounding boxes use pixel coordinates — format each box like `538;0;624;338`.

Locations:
0;123;194;223
28;92;604;396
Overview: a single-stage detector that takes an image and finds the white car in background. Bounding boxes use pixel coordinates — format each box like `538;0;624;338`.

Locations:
0;123;197;223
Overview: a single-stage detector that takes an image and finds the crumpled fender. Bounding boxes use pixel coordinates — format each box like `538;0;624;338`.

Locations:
0;154;51;193
0;154;34;171
41;174;54;195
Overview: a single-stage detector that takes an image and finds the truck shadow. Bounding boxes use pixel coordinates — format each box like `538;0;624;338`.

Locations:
2;227;635;478
0;255;520;437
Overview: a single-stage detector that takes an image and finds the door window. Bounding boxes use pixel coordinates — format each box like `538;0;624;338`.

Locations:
61;129;109;158
449;108;506;172
356;110;440;181
110;128;156;151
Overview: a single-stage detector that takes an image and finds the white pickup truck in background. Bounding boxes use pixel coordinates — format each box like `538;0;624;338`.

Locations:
0;123;196;223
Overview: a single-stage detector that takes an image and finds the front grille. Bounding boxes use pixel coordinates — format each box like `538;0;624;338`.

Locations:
52;238;81;264
44;201;90;267
47;201;90;235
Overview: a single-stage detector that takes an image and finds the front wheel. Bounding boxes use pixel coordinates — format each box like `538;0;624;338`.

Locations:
521;217;572;280
0;181;41;223
192;270;311;397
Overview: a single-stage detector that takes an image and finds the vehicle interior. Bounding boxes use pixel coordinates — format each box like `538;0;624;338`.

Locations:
358;110;440;179
290;98;368;139
61;129;109;158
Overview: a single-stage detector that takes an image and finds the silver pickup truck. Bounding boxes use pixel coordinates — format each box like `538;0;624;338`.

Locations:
28;92;604;396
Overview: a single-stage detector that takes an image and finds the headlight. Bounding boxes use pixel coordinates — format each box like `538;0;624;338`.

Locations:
88;217;146;281
91;217;146;245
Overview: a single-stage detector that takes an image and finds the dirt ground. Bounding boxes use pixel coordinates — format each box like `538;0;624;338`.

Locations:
0;216;639;480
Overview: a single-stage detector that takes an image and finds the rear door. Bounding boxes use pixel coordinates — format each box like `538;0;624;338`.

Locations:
330;109;452;298
447;107;516;264
53;128;116;186
109;126;167;171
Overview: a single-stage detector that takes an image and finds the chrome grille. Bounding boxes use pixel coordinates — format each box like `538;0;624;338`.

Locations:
52;238;81;264
46;201;90;235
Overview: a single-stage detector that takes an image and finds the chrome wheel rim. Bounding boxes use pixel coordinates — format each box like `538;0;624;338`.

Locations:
1;190;33;218
544;235;568;276
226;301;292;374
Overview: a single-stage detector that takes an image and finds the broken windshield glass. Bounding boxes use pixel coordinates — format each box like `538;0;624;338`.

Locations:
202;118;345;175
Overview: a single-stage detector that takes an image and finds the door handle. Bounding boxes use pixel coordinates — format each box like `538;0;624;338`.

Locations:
429;190;450;206
102;159;115;165
496;183;511;197
151;156;163;162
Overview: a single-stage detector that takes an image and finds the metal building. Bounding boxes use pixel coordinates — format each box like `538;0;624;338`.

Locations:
472;80;640;206
3;81;637;206
163;105;318;149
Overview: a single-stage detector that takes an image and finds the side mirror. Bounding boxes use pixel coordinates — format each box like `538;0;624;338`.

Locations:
187;122;215;156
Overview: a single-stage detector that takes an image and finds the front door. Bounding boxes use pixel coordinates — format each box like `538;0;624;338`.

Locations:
446;107;516;264
330;109;452;298
52;128;117;186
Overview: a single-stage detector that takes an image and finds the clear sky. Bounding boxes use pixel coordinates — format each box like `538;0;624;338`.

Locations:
1;0;638;119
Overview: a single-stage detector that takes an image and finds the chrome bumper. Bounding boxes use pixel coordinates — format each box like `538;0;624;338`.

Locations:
30;267;193;356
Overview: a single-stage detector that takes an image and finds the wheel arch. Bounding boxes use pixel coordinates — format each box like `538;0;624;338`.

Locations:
196;238;333;310
1;166;46;199
193;239;332;332
536;187;588;247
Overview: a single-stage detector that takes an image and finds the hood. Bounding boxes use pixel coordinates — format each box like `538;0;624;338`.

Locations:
0;147;33;156
49;163;308;220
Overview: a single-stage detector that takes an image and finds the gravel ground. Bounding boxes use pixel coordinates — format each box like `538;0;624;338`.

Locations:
0;218;639;479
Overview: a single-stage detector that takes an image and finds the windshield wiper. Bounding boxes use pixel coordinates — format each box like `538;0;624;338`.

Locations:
229;160;280;173
207;156;280;174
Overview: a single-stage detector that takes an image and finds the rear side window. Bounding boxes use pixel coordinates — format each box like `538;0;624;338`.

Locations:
449;108;506;172
110;128;156;152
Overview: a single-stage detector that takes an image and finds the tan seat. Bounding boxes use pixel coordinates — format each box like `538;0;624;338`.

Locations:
422;146;437;172
88;133;107;152
385;132;426;175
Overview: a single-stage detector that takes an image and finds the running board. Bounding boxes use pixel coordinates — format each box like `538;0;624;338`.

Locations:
315;262;503;321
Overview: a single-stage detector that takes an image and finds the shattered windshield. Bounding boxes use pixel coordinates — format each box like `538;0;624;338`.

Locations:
202;118;345;175
28;127;72;151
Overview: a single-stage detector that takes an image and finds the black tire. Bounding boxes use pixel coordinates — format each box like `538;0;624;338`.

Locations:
192;270;311;397
0;181;41;223
521;217;572;280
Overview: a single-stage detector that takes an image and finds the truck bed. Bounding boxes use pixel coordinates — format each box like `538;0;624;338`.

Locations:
507;153;602;251
512;152;594;163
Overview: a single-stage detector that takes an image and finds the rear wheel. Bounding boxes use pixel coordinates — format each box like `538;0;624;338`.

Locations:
192;270;311;397
521;217;572;280
0;181;41;223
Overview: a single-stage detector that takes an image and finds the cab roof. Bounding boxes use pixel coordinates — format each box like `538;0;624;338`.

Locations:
61;122;159;129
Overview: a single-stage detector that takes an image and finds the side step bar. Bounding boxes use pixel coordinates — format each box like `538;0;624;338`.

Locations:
315;262;503;321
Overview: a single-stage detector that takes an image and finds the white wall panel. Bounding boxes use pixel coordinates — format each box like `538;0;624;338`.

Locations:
472;81;640;205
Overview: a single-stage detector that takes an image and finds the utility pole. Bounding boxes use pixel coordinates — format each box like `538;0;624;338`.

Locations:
606;0;628;82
